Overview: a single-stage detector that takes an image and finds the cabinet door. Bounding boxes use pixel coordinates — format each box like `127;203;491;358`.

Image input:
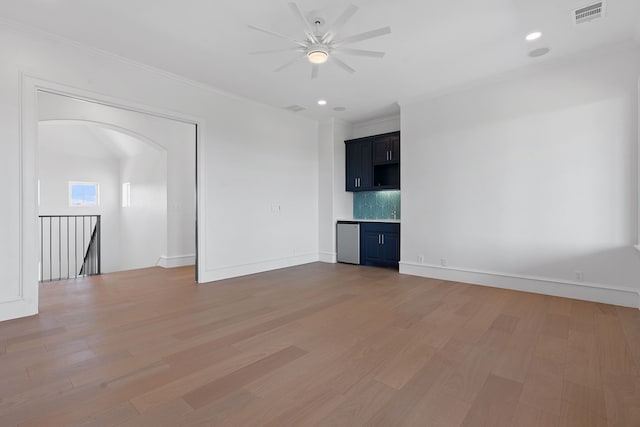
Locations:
360;223;400;268
358;140;373;190
388;134;400;162
381;231;400;267
373;139;389;164
345;142;359;191
346;140;372;191
372;133;400;164
361;229;383;265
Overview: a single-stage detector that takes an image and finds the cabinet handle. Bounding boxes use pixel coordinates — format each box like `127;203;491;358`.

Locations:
389;150;392;161
378;234;381;244
357;178;360;187
386;151;389;161
382;234;385;245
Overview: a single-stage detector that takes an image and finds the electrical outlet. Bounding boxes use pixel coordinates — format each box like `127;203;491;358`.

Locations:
417;255;424;263
440;258;447;267
575;271;584;282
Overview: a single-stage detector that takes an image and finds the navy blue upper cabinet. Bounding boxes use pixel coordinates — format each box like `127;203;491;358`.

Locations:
373;133;400;164
345;142;358;192
360;222;400;269
345;140;372;191
345;131;400;192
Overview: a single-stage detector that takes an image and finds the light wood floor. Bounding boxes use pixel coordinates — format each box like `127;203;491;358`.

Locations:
1;263;639;426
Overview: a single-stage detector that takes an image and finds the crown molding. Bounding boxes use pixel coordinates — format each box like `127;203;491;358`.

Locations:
352;113;401;129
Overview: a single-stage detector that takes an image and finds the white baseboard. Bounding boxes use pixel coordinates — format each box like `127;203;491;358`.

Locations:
319;251;337;263
157;254;196;268
399;261;640;309
0;297;37;323
199;252;320;283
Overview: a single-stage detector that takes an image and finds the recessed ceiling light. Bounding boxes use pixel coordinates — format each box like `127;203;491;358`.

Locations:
333;107;346;112
317;99;327;106
525;31;542;41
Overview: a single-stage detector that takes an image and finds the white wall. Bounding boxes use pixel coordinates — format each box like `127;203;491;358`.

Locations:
119;148;167;271
401;43;640;308
637;78;640;254
333;120;353;223
38;125;121;274
1;24;319;321
38;92;194;267
318;119;354;262
318;121;334;262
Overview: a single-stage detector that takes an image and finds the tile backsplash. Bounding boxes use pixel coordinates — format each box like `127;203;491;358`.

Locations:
353;191;401;220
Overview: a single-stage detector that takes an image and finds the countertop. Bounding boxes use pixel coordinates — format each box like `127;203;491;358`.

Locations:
337;218;401;223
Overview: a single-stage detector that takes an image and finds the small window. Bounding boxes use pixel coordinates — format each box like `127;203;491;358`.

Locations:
69;182;99;207
122;182;131;207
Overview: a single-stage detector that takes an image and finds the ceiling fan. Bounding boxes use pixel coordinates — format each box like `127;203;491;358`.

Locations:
248;2;391;79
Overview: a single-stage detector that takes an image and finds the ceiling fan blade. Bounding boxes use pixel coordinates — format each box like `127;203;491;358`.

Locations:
311;64;319;79
331;56;356;74
273;56;303;72
248;25;307;47
335;26;391;46
335;47;385;58
288;2;318;44
249;47;305;55
322;4;358;44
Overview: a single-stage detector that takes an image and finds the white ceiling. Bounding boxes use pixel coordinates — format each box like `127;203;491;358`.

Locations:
4;0;640;122
39;121;158;159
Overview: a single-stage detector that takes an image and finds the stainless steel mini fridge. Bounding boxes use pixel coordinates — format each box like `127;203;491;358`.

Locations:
336;221;360;264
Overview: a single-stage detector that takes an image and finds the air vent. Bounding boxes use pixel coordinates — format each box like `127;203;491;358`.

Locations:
284;105;306;112
574;2;604;25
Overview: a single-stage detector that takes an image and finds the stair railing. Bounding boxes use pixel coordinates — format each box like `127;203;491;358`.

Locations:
38;215;101;282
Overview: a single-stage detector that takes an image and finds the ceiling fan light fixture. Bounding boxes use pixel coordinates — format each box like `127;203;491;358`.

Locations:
525;31;542;41
307;46;329;64
249;3;391;77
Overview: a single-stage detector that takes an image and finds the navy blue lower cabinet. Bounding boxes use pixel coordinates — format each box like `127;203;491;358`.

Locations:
360;222;400;269
362;229;384;263
381;231;400;267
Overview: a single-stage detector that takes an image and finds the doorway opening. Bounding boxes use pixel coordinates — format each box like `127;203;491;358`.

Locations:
36;91;198;283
